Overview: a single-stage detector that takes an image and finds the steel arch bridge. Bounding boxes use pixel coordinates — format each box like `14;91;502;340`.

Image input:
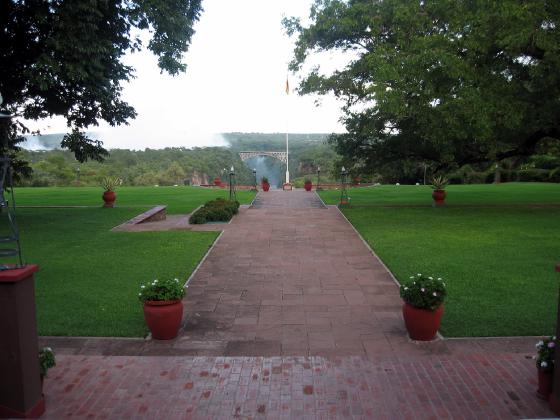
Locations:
238;151;287;164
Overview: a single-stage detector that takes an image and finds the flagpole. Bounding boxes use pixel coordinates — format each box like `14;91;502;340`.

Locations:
285;75;290;184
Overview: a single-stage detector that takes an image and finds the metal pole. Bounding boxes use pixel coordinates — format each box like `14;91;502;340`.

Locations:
253;168;257;191
317;167;321;191
285;132;290;184
229;166;236;201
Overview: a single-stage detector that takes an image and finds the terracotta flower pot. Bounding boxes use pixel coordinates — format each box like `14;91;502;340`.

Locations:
304;182;312;191
537;368;553;400
143;300;183;340
402;302;444;341
432;189;447;205
102;191;116;207
262;182;270;192
213;177;221;186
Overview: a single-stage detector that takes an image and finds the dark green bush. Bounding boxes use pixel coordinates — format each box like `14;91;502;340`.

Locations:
517;168;550;182
189;199;240;224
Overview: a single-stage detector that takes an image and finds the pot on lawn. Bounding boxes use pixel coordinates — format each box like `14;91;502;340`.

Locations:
432;189;447;205
304;181;312;191
102;191;116;207
402;302;444;341
143;300;183;339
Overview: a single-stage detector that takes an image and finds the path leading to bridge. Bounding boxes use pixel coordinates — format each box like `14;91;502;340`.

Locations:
39;190;554;418
184;189;404;357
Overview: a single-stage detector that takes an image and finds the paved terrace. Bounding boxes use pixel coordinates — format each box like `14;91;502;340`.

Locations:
40;190;554;418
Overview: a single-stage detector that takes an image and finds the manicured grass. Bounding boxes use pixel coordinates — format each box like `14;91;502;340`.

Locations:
319;182;560;206
318;183;560;337
15;186;255;214
21;208;218;337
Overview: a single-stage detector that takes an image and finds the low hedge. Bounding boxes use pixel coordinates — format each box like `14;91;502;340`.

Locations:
189;198;240;224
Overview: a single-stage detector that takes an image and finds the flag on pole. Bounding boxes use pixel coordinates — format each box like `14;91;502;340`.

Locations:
285;77;289;95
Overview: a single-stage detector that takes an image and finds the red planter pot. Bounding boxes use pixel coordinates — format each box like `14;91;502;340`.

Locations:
304;182;312;191
432;189;447;205
537;368;553;400
402;302;444;341
102;191;116;207
143;300;183;340
262;182;270;192
213;177;222;186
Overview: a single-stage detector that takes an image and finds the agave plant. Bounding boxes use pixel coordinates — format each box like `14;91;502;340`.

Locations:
430;176;449;191
101;176;123;192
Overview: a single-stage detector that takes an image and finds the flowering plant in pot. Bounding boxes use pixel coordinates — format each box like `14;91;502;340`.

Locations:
139;278;185;339
400;274;447;340
261;176;270;192
38;347;56;389
430;176;448;205
101;176;122;207
535;336;555;399
304;177;313;191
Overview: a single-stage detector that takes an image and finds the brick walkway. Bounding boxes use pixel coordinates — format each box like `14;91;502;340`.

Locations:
39;190;554;418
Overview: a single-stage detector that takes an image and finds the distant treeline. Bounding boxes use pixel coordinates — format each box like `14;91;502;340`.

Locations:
17;133;341;187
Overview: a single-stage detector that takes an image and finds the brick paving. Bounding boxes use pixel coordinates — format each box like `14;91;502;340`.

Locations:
38;190;556;418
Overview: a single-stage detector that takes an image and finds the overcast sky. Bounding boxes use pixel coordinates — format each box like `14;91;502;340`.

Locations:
29;0;347;150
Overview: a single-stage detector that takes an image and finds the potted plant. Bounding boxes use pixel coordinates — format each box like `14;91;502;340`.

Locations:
400;274;447;341
304;177;313;191
431;176;448;205
535;336;555;399
138;278;185;339
101;176;122;207
39;347;56;390
213;176;221;187
261;176;270;192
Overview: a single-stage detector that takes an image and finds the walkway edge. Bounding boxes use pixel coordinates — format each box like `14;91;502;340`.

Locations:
185;230;224;288
316;192;447;341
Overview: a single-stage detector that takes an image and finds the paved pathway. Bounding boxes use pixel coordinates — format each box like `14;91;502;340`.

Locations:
39;190;555;418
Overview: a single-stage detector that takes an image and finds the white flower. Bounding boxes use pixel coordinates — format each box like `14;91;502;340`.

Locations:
409;276;415;279
536;341;544;348
541;361;548;368
417;273;421;277
437;278;442;281
428;277;433;280
421;288;425;293
413;281;416;285
154;279;158;283
404;287;409;291
175;278;179;283
442;282;446;286
140;285;145;289
138;293;141;296
432;292;437;297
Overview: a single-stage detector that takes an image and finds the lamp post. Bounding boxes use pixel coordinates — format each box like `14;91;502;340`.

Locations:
229;166;236;201
317;166;321;191
252;168;257;191
339;166;349;207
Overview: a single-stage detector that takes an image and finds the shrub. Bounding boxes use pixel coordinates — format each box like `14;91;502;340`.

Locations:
399;274;447;310
517;168;550;182
188;198;240;224
39;347;56;377
138;278;185;303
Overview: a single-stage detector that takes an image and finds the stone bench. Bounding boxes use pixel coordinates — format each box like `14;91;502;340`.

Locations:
125;205;167;225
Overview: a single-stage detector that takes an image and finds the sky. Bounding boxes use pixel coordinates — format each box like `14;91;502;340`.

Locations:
27;0;347;150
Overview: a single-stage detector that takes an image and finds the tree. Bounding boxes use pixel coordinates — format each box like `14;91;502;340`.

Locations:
284;0;560;173
0;0;202;170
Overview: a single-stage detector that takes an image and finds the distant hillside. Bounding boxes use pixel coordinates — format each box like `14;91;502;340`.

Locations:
17;133;340;187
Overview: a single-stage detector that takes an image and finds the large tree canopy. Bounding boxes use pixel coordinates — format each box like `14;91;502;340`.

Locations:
0;0;202;167
285;0;560;172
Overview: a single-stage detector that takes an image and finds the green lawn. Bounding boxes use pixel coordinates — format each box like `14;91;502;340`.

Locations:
15;186;255;214
319;182;560;206
12;186;257;337
320;183;560;337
